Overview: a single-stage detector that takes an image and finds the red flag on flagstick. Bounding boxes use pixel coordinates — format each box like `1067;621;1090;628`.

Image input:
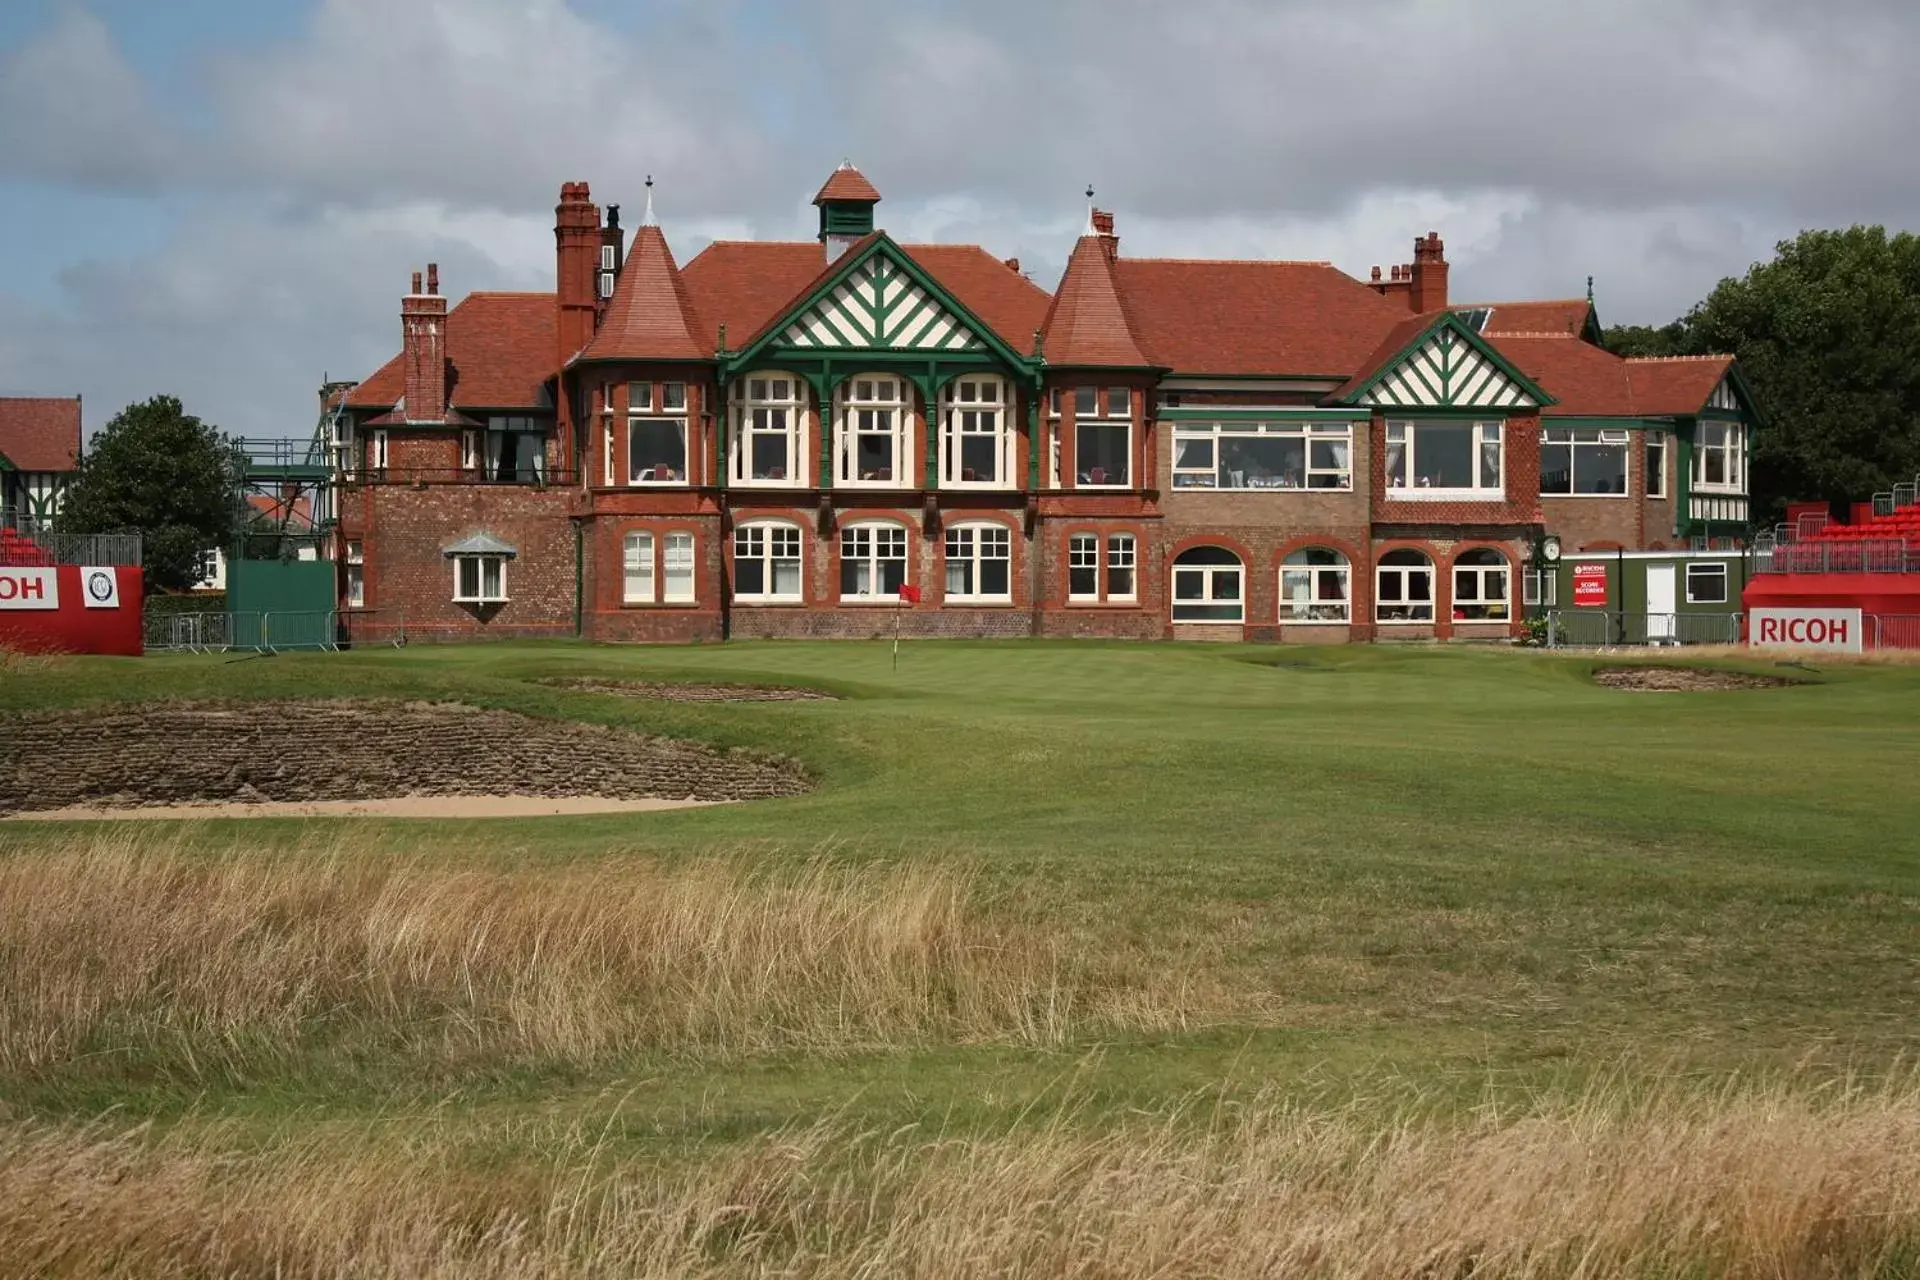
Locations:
897;583;922;603
891;583;920;671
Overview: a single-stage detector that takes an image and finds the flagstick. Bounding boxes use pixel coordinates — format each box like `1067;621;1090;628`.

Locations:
893;596;901;673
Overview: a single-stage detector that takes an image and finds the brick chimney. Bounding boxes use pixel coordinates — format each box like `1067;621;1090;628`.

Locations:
555;181;601;365
401;264;448;424
1091;208;1118;260
1409;231;1448;312
1368;262;1414;305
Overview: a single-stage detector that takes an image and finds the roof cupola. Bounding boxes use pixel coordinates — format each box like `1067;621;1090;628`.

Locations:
813;160;881;262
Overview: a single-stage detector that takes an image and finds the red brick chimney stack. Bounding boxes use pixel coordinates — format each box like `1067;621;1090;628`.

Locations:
1410;231;1449;312
555;181;601;364
401;262;449;424
1091;208;1118;260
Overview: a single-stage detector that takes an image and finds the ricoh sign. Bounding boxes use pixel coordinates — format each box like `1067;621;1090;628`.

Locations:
0;567;59;609
1750;607;1864;653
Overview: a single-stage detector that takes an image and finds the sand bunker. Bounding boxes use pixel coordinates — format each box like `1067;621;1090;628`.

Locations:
0;699;811;819
1594;666;1795;692
540;678;836;702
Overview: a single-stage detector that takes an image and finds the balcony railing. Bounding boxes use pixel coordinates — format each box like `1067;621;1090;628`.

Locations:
1753;539;1920;575
340;466;580;487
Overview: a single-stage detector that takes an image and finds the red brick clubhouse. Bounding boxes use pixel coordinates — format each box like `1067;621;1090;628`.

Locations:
335;164;1761;643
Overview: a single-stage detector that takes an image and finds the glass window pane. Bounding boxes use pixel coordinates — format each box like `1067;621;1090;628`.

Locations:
1412;424;1473;488
1076;423;1129;485
1074;386;1097;416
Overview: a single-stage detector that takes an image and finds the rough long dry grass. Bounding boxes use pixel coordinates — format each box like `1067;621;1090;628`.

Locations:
0;833;1204;1086
5;1074;1918;1278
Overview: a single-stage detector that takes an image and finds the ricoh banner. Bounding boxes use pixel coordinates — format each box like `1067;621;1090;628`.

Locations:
1750;607;1864;654
0;566;59;609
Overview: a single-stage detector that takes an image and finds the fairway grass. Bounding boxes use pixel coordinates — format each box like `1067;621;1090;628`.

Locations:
2;639;1917;1274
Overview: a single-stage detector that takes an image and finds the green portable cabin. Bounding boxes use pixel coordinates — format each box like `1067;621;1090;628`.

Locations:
1540;549;1750;645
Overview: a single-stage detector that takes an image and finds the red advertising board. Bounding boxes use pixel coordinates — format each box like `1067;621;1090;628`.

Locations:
1572;563;1609;608
0;565;144;655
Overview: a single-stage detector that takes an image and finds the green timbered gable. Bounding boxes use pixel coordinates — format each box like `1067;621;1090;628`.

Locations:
781;254;988;353
1336;313;1554;411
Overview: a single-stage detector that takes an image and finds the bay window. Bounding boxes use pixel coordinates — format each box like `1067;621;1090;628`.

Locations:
1385;420;1503;497
452;554;506;604
1173;422;1352;490
1693;421;1746;492
1451;548;1510;621
733;522;803;602
1540;427;1629;495
941;376;1012;488
1171;546;1243;623
1280;547;1350;622
840;522;908;600
731;375;805;485
944;523;1012;601
1375;549;1434;623
629;416;687;484
837;375;908;485
1076;386;1131;488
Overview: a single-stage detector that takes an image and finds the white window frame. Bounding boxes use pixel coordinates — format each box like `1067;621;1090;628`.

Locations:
600;245;617;271
344;539;365;609
1279;548;1351;623
1523;569;1557;607
1692;421;1747;495
1686;561;1729;604
662;382;687;412
1172;422;1353;491
943;522;1013;603
733;521;804;603
1074;385;1132;489
1540;427;1631;497
940;376;1014;489
1384;420;1505;499
1645;433;1668;499
629;415;689;486
663;532;696;603
452;554;507;604
370;428;389;472
479;416;548;485
1170;547;1244;624
839;521;910;601
629;381;654;414
731;375;806;486
1451;550;1512;622
1375;551;1435;624
835;374;910;487
622;531;655;604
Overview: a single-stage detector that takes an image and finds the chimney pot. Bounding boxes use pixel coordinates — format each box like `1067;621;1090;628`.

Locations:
426;263;439;296
1371;266;1382;282
411;270;423;295
1003;257;1020;273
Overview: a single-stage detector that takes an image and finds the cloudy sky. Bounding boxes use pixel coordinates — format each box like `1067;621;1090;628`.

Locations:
2;0;1914;438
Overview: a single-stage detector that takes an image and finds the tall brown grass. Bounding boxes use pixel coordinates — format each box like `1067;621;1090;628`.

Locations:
0;833;1209;1085
3;1073;1917;1277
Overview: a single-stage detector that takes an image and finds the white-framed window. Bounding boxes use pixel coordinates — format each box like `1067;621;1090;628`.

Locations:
1645;434;1668;499
629;417;688;484
629;382;654;413
602;420;614;486
731;375;805;485
1067;537;1136;606
480;416;548;484
1523;569;1557;607
1385;420;1503;497
943;523;1012;602
370;428;389;472
1541;428;1630;495
734;522;803;602
600;245;617;271
840;522;908;600
623;531;655;603
1279;547;1350;623
1375;549;1434;623
344;540;365;609
1686;561;1729;604
837;374;909;486
1693;421;1746;493
1075;386;1131;488
1171;546;1243;623
1172;422;1353;491
1451;548;1511;621
941;376;1013;488
663;532;696;603
662;382;686;412
453;554;506;604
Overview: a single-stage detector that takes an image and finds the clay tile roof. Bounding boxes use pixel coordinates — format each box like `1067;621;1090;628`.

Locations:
0;397;82;472
1484;332;1638;416
903;244;1052;353
573;224;709;364
813;162;881;205
1328;311;1450;401
346;293;558;411
1040;236;1151;367
1467;299;1596;340
1625;355;1737;417
1114;259;1413;377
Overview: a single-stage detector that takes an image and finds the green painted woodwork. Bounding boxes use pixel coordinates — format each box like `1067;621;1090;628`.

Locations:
1332;311;1556;410
818;202;875;241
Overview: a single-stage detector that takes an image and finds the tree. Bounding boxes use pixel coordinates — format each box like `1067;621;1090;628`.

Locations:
59;396;237;591
1606;227;1920;521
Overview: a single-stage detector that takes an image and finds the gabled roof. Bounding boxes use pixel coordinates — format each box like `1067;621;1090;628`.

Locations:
1112;259;1413;376
1625;356;1742;418
813;163;881;205
1040;235;1152;367
442;531;518;557
1484;333;1637;416
346;293;557;412
1464;299;1601;343
0;397;82;472
1330;310;1555;409
573;224;708;364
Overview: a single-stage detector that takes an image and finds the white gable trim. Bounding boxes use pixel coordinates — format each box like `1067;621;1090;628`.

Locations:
781;253;988;353
1708;376;1738;412
1360;327;1537;410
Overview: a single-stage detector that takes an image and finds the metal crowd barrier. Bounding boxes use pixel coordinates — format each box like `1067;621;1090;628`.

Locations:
1546;610;1745;648
144;609;356;654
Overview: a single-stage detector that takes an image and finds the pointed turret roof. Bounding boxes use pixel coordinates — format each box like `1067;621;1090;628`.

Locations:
813;160;881;205
573;220;708;364
1039;231;1150;367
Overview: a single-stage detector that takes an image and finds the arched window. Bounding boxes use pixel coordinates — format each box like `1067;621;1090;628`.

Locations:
622;531;654;604
1280;547;1350;623
730;375;805;485
1452;548;1510;621
836;374;909;486
733;521;803;603
941;376;1012;488
1171;546;1243;623
840;521;909;600
944;522;1012;602
1375;548;1434;623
